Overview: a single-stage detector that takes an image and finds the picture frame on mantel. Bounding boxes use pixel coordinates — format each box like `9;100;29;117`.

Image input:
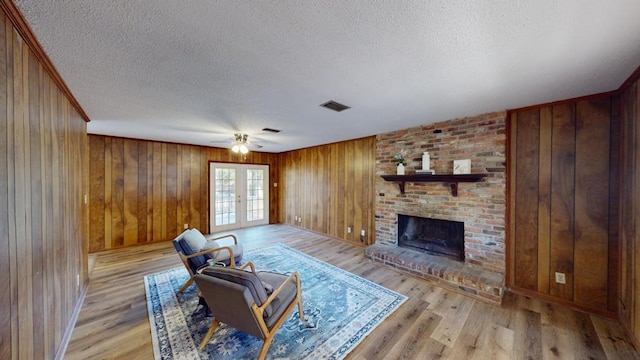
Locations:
453;159;471;174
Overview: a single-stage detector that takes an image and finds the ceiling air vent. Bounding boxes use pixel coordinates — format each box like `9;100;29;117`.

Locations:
320;100;350;112
262;128;281;133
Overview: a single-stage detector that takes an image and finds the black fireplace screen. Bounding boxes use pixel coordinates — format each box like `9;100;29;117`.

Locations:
397;214;464;261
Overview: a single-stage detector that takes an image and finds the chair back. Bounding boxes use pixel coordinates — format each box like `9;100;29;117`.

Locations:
173;238;209;274
195;266;269;338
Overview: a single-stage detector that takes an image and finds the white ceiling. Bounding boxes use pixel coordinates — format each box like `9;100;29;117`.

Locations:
14;1;640;153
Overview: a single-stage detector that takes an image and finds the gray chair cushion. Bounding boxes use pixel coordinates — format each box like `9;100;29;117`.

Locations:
200;266;269;306
195;271;266;338
211;244;244;261
199;267;297;325
184;228;208;252
257;271;297;328
178;238;209;273
173;229;191;242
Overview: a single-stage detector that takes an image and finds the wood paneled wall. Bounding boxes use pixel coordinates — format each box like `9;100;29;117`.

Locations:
87;135;279;252
0;10;88;360
278;137;376;245
508;97;620;314
619;77;640;346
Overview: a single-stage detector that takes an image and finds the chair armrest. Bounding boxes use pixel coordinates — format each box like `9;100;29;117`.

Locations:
182;246;236;268
260;271;301;311
239;261;256;272
204;233;238;245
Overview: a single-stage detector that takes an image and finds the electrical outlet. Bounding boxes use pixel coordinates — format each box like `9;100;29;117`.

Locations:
555;272;566;284
360;230;365;243
184;223;188;229
347;227;352;234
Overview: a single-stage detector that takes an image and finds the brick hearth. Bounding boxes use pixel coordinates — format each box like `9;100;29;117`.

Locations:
371;111;507;304
364;244;503;304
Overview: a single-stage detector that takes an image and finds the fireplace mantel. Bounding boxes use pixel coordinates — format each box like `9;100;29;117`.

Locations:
381;174;486;196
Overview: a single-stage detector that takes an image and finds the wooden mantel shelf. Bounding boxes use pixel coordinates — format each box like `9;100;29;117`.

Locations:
381;174;486;196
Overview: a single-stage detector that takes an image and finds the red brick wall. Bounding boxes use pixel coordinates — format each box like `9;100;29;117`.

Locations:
375;111;507;273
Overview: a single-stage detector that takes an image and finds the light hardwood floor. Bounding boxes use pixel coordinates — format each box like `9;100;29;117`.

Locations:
65;225;639;359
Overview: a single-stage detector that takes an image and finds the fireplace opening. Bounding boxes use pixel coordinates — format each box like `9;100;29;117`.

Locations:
397;214;464;261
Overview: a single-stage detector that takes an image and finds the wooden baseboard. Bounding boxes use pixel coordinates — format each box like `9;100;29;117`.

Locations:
288;223;367;248
620;318;640;354
508;285;616;319
54;279;89;360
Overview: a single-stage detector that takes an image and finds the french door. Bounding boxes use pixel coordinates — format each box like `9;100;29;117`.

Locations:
209;163;269;232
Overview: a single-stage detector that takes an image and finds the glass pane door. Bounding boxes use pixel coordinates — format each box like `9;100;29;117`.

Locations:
211;166;238;231
245;167;267;225
210;163;269;232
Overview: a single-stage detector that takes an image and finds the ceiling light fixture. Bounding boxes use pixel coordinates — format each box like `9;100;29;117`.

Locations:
231;133;250;154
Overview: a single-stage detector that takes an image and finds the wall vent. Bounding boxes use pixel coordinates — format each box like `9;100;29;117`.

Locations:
320;100;350;112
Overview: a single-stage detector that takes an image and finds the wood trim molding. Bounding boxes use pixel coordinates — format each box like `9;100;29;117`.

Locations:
508;90;618;113
618;63;640;93
54;281;89;360
508;285;617;319
621;306;640;354
0;0;90;122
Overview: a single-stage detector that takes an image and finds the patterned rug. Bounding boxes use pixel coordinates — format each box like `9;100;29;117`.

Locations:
144;243;407;359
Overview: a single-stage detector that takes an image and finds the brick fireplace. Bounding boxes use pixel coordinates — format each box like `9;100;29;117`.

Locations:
364;111;507;304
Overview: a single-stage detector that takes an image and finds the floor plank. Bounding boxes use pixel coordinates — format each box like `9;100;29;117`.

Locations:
65;225;639;359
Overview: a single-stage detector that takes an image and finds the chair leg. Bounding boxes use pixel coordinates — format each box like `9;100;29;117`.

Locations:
198;318;220;350
258;336;275;360
176;277;194;295
297;296;305;320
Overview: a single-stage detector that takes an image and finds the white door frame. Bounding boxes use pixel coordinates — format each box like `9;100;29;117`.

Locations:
209;163;269;232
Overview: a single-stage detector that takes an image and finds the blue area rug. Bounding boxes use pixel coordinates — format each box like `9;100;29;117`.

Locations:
144;243;407;359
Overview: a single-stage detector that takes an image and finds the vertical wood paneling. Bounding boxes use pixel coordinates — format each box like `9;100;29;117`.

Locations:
0;7;87;359
14;26;34;360
190;147;201;230
608;95;621;312
89;135;105;250
104;137;112;245
137;141;148;243
510;96;618;315
43;73;55;358
620;81;637;338
514;109;540;290
111;137;124;247
634;78;640;339
123;139;138;246
165;143;177;238
0;14;10;360
152;142;162;240
28;45;44;360
87;136;280;251
508;114;517;288
277;137;376;245
6;17;18;355
549;104;575;300
537;107;552;294
574;99;610;309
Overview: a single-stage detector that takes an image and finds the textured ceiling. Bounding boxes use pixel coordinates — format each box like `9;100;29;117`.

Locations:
14;1;640;153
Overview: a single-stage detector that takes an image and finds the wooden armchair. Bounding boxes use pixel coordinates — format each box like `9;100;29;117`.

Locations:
194;262;305;359
172;230;243;295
